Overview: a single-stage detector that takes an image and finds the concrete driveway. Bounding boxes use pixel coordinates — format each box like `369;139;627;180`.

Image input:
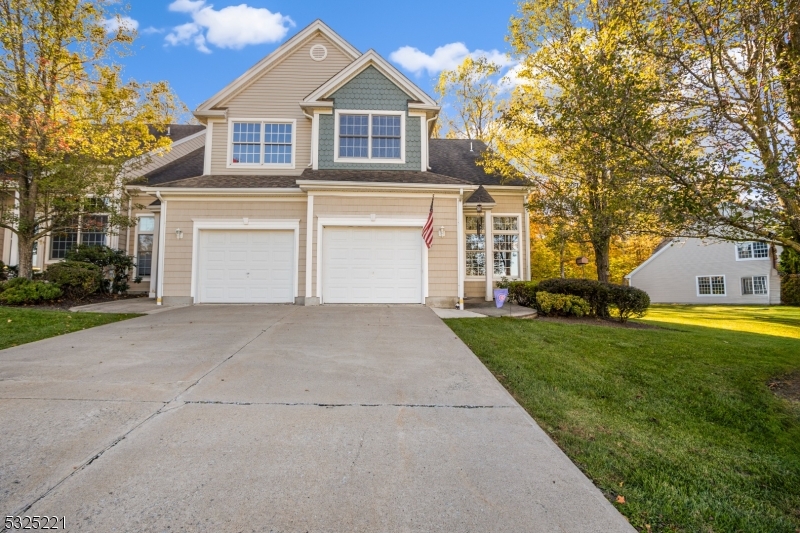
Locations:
0;305;634;532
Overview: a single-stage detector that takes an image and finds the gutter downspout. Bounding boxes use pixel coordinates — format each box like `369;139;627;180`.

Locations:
155;191;166;305
426;114;438;170
303;112;314;167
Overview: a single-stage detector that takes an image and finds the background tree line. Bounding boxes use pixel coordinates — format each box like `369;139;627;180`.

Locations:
436;0;800;282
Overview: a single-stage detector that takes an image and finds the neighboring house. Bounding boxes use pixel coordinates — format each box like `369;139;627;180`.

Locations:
1;20;529;307
625;238;782;304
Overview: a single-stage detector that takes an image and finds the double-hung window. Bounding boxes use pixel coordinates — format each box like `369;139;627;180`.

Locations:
492;216;520;277
697;275;726;296
741;275;768;295
335;111;404;162
136;216;155;277
735;241;769;260
50;220;78;260
230;120;294;167
50;206;109;260
465;216;486;276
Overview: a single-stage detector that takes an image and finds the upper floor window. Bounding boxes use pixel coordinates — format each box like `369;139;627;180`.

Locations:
229;119;294;168
334;110;405;163
735;241;769;260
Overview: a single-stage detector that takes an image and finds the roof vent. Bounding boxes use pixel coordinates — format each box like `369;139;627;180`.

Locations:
310;44;328;62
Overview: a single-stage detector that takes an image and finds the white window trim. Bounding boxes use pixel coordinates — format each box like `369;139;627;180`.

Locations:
464;213;522;280
696;274;727;297
315;216;428;304
333;109;406;164
133;214;155;280
226;118;297;170
190;219;301;303
741;275;769;296
46;211;111;264
734;241;770;261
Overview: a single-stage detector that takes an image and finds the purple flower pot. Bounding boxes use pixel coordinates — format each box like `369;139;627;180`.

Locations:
494;288;509;308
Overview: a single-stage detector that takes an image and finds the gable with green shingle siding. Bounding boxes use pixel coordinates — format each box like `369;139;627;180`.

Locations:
318;66;422;170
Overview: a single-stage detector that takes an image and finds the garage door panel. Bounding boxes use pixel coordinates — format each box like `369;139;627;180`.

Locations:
198;230;294;304
323;227;422;304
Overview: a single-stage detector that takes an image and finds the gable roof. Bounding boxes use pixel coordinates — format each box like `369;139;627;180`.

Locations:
302;49;438;109
194;20;361;117
465;185;495;204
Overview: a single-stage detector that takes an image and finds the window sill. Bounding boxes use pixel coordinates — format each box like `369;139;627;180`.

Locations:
226;163;296;170
333;157;405;164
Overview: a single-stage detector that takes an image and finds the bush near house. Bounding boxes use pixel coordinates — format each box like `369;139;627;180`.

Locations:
538;278;614;317
46;261;102;300
782;274;800;306
535;291;591;317
608;284;651;322
522;278;650;321
507;281;539;307
0;278;62;305
64;245;140;294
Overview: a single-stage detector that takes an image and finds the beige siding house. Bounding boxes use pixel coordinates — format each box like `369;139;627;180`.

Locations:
0;20;529;307
626;238;782;305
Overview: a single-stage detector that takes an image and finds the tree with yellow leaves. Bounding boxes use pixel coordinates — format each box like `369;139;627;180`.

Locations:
0;0;182;278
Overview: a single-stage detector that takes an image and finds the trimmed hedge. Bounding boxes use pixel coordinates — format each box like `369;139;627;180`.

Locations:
0;278;62;305
781;274;800;305
47;261;102;300
535;278;651;321
535;291;591;317
507;281;538;308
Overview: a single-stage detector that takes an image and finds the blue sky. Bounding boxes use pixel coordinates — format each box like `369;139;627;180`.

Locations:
110;0;519;115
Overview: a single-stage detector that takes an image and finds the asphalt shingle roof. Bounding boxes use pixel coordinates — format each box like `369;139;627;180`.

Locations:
144;146;205;186
465;185;496;204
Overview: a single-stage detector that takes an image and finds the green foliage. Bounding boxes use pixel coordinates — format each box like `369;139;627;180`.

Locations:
537;278;612;317
535;291;591;317
46;261;101;300
0;279;62;305
780;247;800;275
608;285;651;322
434;56;502;140
507;281;539;307
781;275;800;306
64;245;140;294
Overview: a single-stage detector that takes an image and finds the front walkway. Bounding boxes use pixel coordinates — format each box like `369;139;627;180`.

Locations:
0;305;632;532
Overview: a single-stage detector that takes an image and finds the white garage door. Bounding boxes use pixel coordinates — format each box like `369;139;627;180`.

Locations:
198;230;294;303
323;227;423;304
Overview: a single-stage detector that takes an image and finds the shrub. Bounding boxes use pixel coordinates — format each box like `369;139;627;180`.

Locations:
608;285;651;322
507;281;538;307
65;245;140;294
537;278;611;317
47;261;102;300
535;291;591;318
782;274;800;306
0;279;62;305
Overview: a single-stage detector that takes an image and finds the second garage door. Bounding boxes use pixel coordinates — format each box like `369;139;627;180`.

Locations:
323;227;423;304
198;230;294;303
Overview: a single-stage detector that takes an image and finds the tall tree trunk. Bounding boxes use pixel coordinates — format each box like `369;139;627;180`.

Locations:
593;238;611;283
16;236;33;280
559;240;566;278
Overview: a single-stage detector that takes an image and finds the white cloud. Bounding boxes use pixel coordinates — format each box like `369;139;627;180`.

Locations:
165;0;294;53
100;16;139;34
499;63;530;88
142;26;165;35
389;42;512;76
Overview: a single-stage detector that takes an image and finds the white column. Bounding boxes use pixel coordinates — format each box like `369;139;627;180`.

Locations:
485;208;493;301
149;212;160;298
156;197;167;305
525;208;531;281
456;193;464;309
304;194;314;300
2;228;12;265
203;121;214;175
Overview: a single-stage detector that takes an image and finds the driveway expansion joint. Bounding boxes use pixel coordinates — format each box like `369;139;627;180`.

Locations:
182;400;517;409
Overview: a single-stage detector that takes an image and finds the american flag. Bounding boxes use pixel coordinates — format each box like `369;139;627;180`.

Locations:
422;196;434;248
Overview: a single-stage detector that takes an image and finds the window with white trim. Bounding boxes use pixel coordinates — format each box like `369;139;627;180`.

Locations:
50;208;109;260
741;275;768;295
336;111;404;161
230;120;293;166
493;216;520;277
735;241;769;260
697;275;726;296
136;216;155;277
465;216;486;277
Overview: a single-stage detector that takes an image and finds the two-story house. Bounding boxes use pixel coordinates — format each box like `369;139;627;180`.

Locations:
110;20;529;308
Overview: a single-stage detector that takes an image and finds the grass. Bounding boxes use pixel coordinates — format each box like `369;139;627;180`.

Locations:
0;307;141;350
445;305;800;533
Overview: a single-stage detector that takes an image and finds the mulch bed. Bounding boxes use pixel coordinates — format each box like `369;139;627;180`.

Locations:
1;292;147;311
535;315;662;330
768;372;800;402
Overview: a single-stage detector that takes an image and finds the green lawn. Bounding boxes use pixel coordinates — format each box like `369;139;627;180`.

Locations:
0;307;141;350
445;306;800;533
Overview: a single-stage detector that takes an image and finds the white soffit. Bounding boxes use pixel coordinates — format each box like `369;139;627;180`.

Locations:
194;19;361;115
